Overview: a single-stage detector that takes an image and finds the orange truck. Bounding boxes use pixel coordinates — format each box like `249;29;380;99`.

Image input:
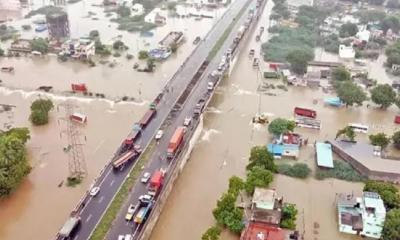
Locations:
167;127;185;158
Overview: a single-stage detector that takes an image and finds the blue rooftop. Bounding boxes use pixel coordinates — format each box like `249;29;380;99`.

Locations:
316;142;334;168
267;144;283;155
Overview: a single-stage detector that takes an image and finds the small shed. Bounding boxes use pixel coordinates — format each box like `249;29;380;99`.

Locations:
316;142;334;168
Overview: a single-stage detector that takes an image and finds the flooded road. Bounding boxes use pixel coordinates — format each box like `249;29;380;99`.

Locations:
150;2;398;240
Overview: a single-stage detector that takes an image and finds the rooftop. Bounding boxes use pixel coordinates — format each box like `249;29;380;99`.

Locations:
252;188;277;210
315;142;334;168
240;222;285;240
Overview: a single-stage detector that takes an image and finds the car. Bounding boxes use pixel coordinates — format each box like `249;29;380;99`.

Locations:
125;235;133;240
207;82;214;91
125;203;138;221
134;144;142;153
118;235;125;240
183;117;192;126
141;172;151;183
139;194;153;202
89;186;100;196
155;130;164;140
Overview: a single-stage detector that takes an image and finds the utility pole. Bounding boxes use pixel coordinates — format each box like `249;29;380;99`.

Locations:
58;102;87;181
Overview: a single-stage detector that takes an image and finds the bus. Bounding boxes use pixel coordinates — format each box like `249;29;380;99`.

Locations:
348;123;369;133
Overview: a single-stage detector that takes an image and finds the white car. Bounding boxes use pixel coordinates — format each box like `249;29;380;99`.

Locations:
89;186;100;196
125;203;138;221
118;235;125;240
140;172;151;183
183;117;192;126
125;235;133;240
155;130;164;140
139;194;153;202
207;82;214;91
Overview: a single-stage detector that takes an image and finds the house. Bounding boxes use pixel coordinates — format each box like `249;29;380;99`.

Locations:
61;38;95;59
240;222;285;240
339;45;355;60
356;29;371;42
250;188;283;226
131;3;144;16
275;133;302;146
315;142;334;168
337;192;386;239
267;144;299;159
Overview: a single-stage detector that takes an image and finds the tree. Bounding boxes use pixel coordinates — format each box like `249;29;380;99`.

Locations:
245;166;274;194
364;180;400;209
277;163;311;179
146;58;155;72
89;30;100;39
29;99;54;126
369;133;391;148
381;16;400;34
95;40;111;56
212;192;244;234
357;10;386;24
336;82;367;107
0;129;31;197
31;38;49;54
280;204;298;229
335;126;356;141
113;40;126;50
339;23;358;38
393;131;400;148
228;176;244;196
117;6;131;17
138;50;148;59
382;209;400;240
286;49;314;75
387;0;400;8
201;226;221;240
332;66;351;82
268;118;296;136
0;47;4;57
246;146;277;172
370;84;397;108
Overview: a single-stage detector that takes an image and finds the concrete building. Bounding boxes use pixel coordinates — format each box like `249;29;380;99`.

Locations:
315;142;334;168
46;12;70;40
61;38;95;59
337;192;386;239
240;223;285;240
339;45;355;60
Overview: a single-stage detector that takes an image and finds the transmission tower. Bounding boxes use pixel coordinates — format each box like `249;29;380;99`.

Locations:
58;102;87;180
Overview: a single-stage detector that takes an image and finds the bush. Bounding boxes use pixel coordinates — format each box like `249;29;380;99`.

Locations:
369;133;390;148
201;226;221;240
29;99;54;126
316;160;365;182
280;203;298;229
382;208;400;240
112;40;126;50
364;180;400;209
31;38;49;54
126;54;133;60
278;163;311;179
138;50;148;59
113;52;121;57
89;30;100;39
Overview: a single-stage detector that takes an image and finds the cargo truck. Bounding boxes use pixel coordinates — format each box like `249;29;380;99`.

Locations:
294;107;317;119
148;170;165;196
139;109;156;128
167;127;185;158
58;215;81;239
121;124;142;152
134;201;153;224
112;150;139;169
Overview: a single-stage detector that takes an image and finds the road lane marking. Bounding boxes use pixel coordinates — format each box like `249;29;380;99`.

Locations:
86;214;92;223
110;179;115;186
74;235;79;240
98;196;104;203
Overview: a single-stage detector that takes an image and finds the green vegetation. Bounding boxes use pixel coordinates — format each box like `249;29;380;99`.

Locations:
201;226;221;240
90;142;156;240
113;40;128;50
25;6;63;18
271;0;290;20
0;128;31;197
336;81;367;107
387;0;400;8
126;53;133;60
369;0;385;5
382;208;400;240
322;34;340;53
339;23;358;38
117;6;131;17
0;25;18;41
393;131;400;148
146;58;155;72
287;49;313;74
138;50;149;59
335;126;356;141
29;99;54;126
268;118;295;136
66;176;82;187
95;40;111;56
170;42;178;53
0;47;4;57
370;84;397;108
369;133;391;148
364;180;400;209
382;16;400;34
245;166;274;194
357;10;386;24
89;30;100;39
332;66;351;82
385;40;400;68
277;163;311;179
280;204;298;230
316;160;365;182
246;146;277;172
22;24;32;31
31;38;49;54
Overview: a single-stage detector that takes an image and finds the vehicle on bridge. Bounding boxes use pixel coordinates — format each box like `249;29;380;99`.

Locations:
139;109;156;128
134;201;153;224
148;170;166;196
167;127;185;158
112;150;139;170
58;215;81;239
125;203;140;221
121;124;142;153
194;98;206;115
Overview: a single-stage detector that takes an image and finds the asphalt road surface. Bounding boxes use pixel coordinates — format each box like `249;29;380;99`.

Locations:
66;1;257;240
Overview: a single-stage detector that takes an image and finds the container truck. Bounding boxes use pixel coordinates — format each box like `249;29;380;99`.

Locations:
294;107;317;119
167;127;185;158
139;109;156;128
134;201;153;224
112;150;138;169
59;215;81;239
148;170;165;196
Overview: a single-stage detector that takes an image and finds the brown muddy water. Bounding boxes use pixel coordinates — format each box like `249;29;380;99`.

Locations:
0;1;232;239
150;2;398;240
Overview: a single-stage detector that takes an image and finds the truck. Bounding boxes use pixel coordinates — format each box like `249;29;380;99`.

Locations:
121;124;142;152
134;201;153;224
167;127;185;158
148;170;165;196
294;107;317;119
59;215;81;239
112;150;138;169
139;109;156;128
234;25;246;43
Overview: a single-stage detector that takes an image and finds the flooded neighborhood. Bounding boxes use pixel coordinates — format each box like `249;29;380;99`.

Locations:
1;0;400;240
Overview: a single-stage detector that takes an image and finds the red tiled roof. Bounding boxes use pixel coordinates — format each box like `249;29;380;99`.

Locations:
240;222;284;240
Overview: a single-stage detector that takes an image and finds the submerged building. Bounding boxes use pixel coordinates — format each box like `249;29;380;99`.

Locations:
46;12;70;40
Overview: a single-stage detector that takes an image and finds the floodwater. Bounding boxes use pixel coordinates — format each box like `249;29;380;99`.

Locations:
0;1;232;240
150;2;399;240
